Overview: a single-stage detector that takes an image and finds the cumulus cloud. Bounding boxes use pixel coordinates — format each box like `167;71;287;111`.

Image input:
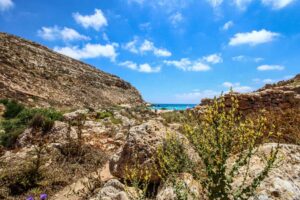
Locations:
202;53;223;64
175;90;220;103
139;63;161;73
164;58;211;72
232;55;264;62
222;21;234;30
73;9;107;31
0;0;13;11
261;0;296;9
169;12;183;26
257;64;285;71
229;29;280;46
38;26;90;41
123;38;172;57
119;61;160;73
123;38;139;54
54;43;118;61
222;82;253;93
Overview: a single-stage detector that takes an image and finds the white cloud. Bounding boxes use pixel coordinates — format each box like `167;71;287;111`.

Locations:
175;90;220;103
140;40;155;52
54;43;118;61
169;12;183;26
203;53;223;64
119;61;160;73
261;0;296;9
73;9;107;31
123;38;139;54
153;48;172;57
222;21;234;30
119;61;138;70
164;58;211;72
0;0;13;11
262;78;275;83
38;26;90;41
222;82;252;93
231;30;279;46
232;0;253;10
207;0;223;8
257;64;285;71
232;55;264;62
124;39;172;57
139;63;161;73
229;29;280;46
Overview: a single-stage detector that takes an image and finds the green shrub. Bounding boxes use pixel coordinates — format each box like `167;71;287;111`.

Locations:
156;134;195;180
182;94;279;200
0;99;24;119
0;106;63;148
96;111;113;119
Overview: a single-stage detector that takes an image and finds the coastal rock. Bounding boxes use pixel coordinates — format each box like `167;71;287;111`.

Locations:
0;32;144;109
198;74;300;113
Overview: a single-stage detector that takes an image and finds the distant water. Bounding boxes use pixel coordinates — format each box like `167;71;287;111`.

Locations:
150;104;196;111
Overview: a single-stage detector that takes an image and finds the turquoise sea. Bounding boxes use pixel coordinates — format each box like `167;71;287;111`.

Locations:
150;104;196;111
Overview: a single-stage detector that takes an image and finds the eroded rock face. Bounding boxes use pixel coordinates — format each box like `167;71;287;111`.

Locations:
199;74;300;113
232;143;300;200
109;120;199;182
0;32;144;109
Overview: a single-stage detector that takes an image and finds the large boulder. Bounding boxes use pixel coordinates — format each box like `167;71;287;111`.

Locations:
156;173;206;200
109;120;199;183
232;143;300;200
91;179;138;200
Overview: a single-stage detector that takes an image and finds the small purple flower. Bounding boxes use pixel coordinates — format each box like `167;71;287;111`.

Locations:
40;193;47;200
26;196;34;200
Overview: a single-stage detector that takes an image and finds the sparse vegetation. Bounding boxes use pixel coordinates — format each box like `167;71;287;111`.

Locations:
0;99;63;148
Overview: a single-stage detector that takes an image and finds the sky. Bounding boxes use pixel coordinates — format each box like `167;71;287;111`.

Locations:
0;0;300;104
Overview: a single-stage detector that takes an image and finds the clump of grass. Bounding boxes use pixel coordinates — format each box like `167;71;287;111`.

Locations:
0;99;63;148
0;99;24;119
96;111;113;120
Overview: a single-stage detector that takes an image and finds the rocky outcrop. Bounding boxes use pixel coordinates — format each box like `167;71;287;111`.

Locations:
0;32;143;109
109;120;199;182
232;143;300;200
199;74;300;113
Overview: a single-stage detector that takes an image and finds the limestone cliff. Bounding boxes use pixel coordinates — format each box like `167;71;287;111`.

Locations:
0;32;144;109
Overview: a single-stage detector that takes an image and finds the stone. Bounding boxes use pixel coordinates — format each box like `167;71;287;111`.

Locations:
156;173;206;200
109;120;200;182
92;179;138;200
232;143;300;200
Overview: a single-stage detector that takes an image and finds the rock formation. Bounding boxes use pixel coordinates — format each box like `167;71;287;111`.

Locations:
199;74;300;113
0;32;144;109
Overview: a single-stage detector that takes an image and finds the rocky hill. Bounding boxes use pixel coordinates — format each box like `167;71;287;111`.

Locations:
199;74;300;113
0;32;143;109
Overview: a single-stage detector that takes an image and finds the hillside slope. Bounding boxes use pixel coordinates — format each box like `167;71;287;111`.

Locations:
0;32;143;109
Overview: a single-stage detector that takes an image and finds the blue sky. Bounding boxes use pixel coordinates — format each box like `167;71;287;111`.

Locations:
0;0;300;103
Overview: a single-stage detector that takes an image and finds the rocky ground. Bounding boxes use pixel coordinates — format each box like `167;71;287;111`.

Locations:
0;102;299;200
